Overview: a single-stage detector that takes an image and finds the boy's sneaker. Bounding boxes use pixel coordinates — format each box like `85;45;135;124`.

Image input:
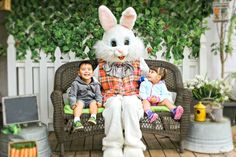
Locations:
73;121;84;131
88;117;97;125
149;113;159;123
172;106;184;120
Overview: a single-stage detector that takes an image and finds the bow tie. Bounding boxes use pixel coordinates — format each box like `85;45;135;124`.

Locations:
103;62;134;78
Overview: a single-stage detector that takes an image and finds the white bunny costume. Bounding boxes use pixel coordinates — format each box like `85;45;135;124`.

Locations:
94;5;149;157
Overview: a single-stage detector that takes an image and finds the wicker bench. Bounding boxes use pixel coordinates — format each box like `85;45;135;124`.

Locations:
50;59;192;157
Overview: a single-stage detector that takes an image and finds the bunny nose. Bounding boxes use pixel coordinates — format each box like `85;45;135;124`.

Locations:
117;49;123;54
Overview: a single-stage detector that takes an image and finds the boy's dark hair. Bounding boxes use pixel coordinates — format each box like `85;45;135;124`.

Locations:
78;60;93;70
149;66;167;80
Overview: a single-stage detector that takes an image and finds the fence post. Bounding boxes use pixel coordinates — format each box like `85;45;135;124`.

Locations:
7;35;17;96
69;51;76;62
169;47;174;64
182;47;190;82
39;50;48;125
199;34;207;76
54;47;62;71
25;50;33;94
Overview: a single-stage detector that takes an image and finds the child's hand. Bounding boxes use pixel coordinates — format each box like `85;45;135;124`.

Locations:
97;102;102;107
71;104;77;110
150;97;157;104
150;96;160;104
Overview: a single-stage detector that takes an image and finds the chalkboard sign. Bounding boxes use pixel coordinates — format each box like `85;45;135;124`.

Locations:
2;95;40;125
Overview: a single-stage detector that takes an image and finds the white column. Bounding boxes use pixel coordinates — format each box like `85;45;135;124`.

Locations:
199;34;208;76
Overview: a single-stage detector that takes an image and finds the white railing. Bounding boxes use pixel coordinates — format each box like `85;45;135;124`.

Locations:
7;35;205;128
7;35;83;129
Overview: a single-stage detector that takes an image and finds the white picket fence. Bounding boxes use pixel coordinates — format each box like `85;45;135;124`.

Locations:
7;34;207;129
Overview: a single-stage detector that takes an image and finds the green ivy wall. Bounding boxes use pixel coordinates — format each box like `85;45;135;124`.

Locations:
3;0;213;61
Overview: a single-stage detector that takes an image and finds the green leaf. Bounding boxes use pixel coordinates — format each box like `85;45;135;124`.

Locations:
3;0;213;61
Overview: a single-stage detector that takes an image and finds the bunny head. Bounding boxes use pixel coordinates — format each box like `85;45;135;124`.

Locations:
94;5;147;63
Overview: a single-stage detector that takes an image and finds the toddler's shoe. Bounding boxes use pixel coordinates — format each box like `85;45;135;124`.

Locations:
73;121;84;132
149;113;159;123
172;106;184;120
88;116;97;125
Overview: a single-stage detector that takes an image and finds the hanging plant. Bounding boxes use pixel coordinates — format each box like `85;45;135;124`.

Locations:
4;0;213;61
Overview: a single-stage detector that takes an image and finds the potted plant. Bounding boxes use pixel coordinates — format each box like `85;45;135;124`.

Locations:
185;75;232;121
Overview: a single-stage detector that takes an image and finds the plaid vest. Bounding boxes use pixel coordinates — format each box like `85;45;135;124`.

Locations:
99;59;141;102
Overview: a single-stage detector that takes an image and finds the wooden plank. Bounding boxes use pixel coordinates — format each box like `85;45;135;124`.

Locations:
210;154;225;157
75;151;90;157
51;152;60;157
64;152;75;157
149;150;165;157
18;68;25;94
156;136;175;149
48;132;58;151
142;137;147;146
168;137;180;151
33;67;39;94
47;67;55;122
93;134;103;150
163;149;180;157
47;131;236;156
182;47;191;82
39;50;49;125
64;141;72;151
24;49;33;94
144;150;151;157
7;35;17;96
70;137;85;151
223;150;236;157
84;135;93;150
194;153;211;157
91;150;103;157
143;133;162;149
54;47;63;70
179;150;196;157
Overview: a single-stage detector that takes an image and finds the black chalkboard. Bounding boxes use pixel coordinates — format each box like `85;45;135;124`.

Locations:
2;95;40;125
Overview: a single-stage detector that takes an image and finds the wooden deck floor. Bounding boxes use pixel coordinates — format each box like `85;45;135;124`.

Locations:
49;132;236;157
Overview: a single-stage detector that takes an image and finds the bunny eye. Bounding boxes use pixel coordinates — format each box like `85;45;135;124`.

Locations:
111;40;117;47
124;39;130;45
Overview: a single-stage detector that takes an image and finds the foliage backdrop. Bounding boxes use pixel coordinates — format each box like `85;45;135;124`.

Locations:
4;0;213;61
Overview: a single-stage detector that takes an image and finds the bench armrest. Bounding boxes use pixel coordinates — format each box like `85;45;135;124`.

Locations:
50;90;65;143
175;88;192;139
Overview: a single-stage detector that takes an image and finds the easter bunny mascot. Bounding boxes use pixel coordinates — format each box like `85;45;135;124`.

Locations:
94;5;149;157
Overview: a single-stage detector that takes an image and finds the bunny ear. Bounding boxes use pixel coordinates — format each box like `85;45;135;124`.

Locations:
120;7;137;30
99;5;117;31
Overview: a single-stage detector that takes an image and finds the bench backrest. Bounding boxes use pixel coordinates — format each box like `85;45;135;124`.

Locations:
53;59;183;95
